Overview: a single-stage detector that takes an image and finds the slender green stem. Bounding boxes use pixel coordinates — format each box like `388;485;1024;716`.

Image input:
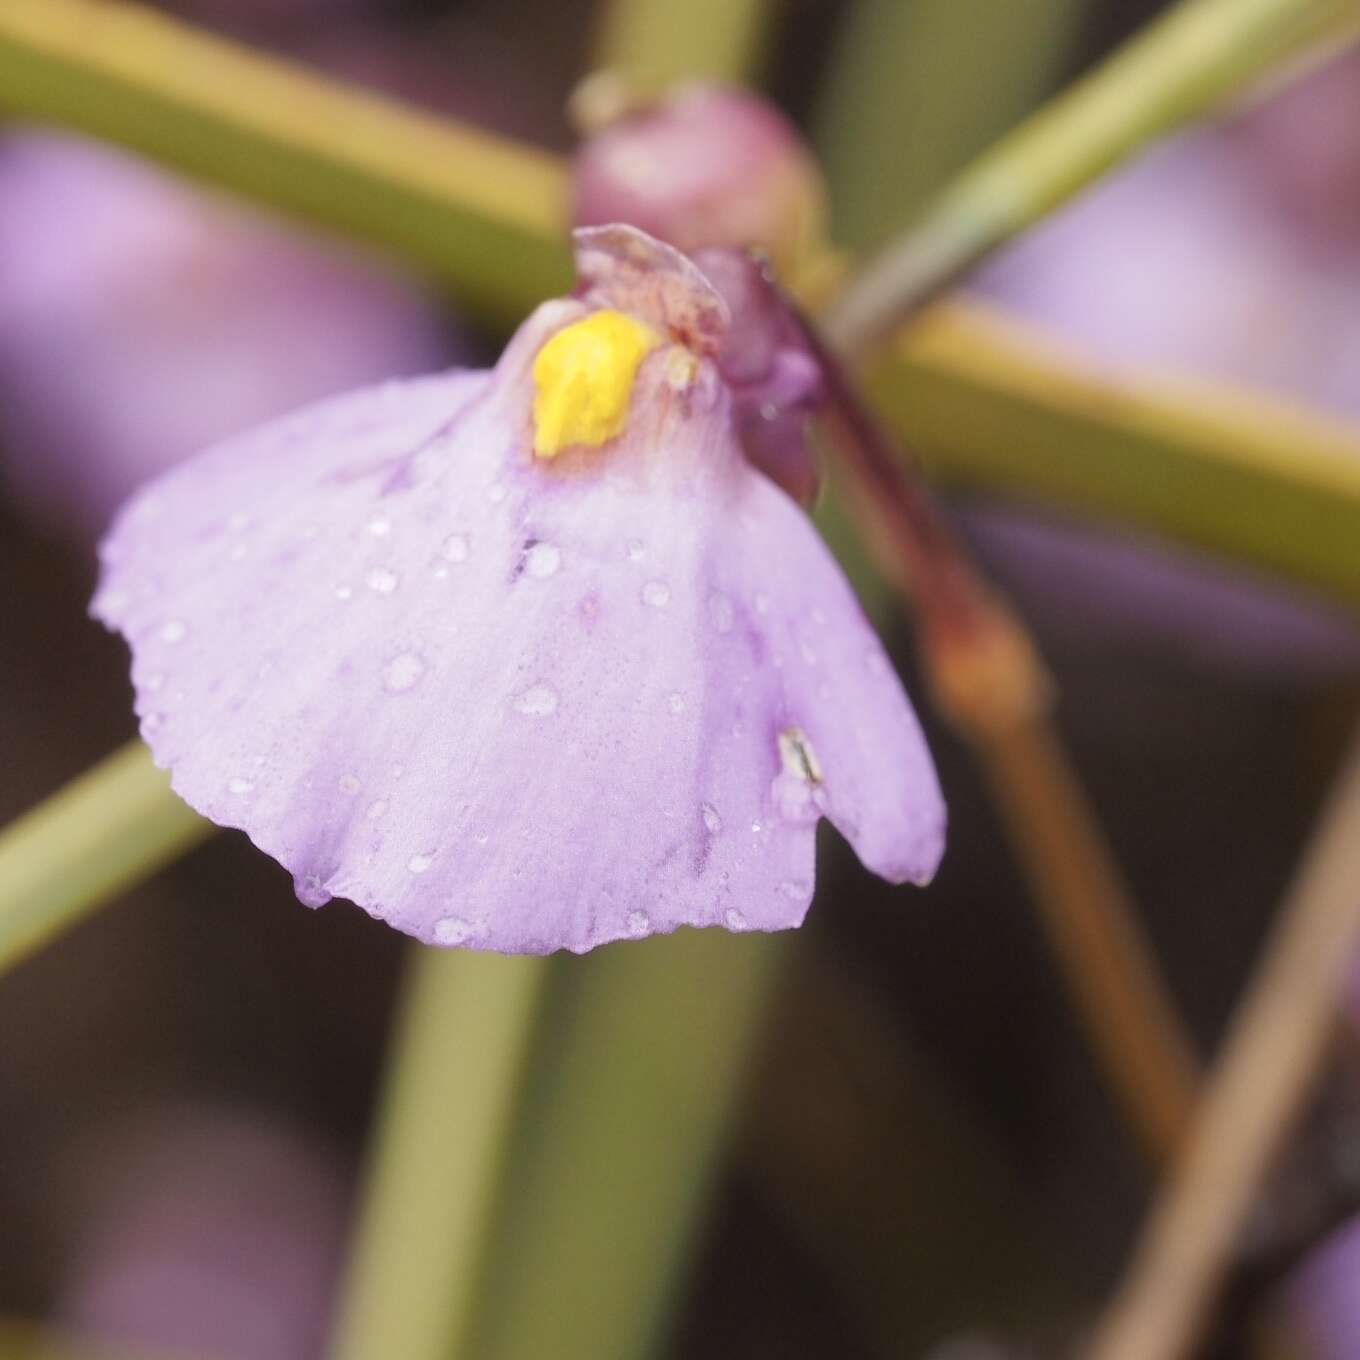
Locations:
462;932;786;1360
1090;726;1360;1360
815;0;1091;248
0;741;210;973
824;0;1360;353
0;0;571;328
329;949;547;1360
593;0;773;90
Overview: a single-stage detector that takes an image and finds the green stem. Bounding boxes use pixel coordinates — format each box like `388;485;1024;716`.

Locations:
815;0;1091;248
329;949;548;1360
593;0;773;89
0;741;210;973
0;0;571;328
824;0;1360;352
462;932;786;1360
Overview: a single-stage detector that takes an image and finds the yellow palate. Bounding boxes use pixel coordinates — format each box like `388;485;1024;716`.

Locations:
532;309;660;458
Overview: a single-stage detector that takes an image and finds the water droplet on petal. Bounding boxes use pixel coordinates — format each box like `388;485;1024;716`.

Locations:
141;713;164;735
668;692;686;714
434;916;475;945
227;777;255;795
702;803;722;834
339;774;361;795
627;539;646;562
366;567;398;594
514;685;558;717
335;585;353;600
367;516;392;537
725;909;748;931
160;619;188;644
366;799;388;821
384;653;425;692
642;581;671;608
627;910;650;937
408;853;434;874
145;672;165;692
780;879;811;901
524;542;561;579
442;534;470;563
296;874;329;908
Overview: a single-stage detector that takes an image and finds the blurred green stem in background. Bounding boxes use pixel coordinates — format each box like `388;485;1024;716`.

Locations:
0;0;570;329
330;950;547;1360
815;0;1091;248
593;0;773;91
0;742;209;974
824;0;1360;353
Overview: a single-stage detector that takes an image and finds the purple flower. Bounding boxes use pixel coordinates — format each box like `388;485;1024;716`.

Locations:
94;226;944;954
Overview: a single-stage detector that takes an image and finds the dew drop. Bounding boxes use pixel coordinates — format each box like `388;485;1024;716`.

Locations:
626;538;646;562
524;542;561;579
780;879;811;901
442;534;470;563
668;692;686;714
475;832;490;846
141;713;164;735
708;592;735;634
145;672;165;692
227;777;255;795
702;803;722;834
366;567;398;593
384;653;425;692
296;874;329;908
626;910;650;937
434;916;475;945
642;581;671;608
335;584;353;600
725;909;749;931
366;799;388;821
408;853;434;875
367;516;392;537
160;619;188;644
339;774;361;795
514;684;558;717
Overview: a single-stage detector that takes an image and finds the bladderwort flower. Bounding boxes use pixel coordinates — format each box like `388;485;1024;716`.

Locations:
94;225;944;954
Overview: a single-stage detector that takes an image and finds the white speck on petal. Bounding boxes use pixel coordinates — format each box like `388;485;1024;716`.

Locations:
642;581;671;608
780;879;811;901
442;534;470;563
668;692;686;714
627;539;646;562
753;592;770;615
228;777;255;795
514;685;558;717
626;910;650;937
335;585;353;600
524;542;561;579
434;916;475;945
384;653;425;692
339;775;361;795
702;803;722;834
408;853;434;874
487;483;507;504
160;619;188;644
366;568;398;593
725;909;748;931
142;713;164;735
366;799;388;821
145;673;165;692
367;516;392;537
708;592;734;633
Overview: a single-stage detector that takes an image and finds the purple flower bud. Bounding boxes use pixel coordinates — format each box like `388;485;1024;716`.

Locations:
94;225;944;954
572;85;827;278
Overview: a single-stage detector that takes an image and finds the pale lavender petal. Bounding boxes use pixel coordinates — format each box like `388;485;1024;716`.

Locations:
97;267;942;952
